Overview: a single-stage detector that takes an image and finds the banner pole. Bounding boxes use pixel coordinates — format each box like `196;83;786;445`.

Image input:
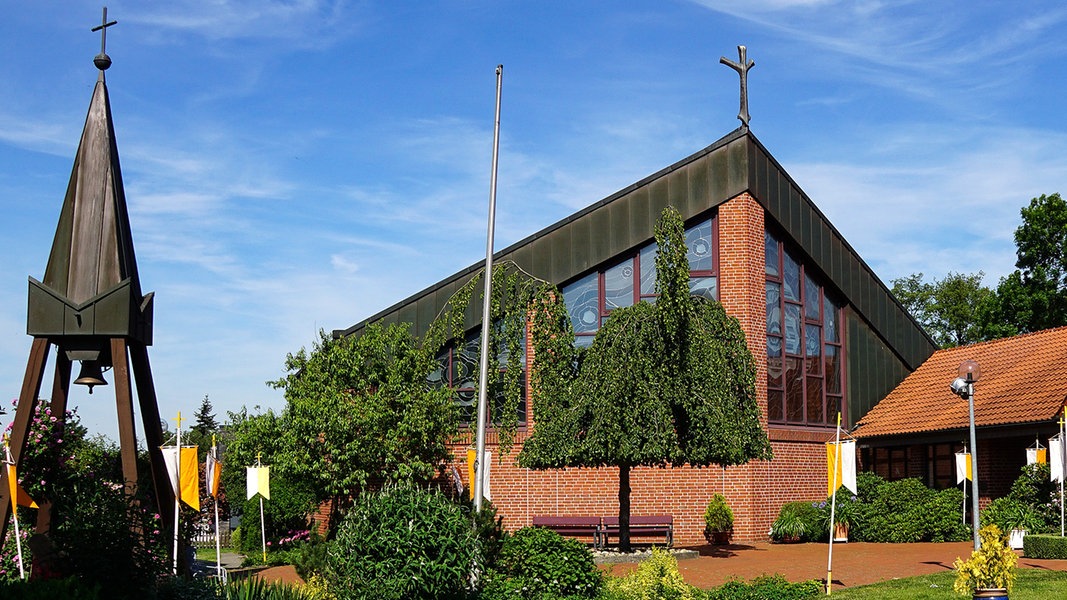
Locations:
172;411;183;576
826;413;842;595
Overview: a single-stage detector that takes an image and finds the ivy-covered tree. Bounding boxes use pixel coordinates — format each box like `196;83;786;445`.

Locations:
519;206;772;551
269;322;458;527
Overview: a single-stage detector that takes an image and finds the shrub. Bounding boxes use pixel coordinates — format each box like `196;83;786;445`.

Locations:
236;472;316;556
953;525;1017;595
1023;534;1067;559
923;488;970;542
604;547;697;600
770;502;825;543
706;575;822;600
858;478;932;543
982;497;1046;534
483;526;601;599
326;485;481;600
1006;463;1059;532
703;494;733;533
0;577;101;600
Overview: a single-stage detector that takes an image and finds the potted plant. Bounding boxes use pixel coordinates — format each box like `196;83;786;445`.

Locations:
953;525;1017;599
825;492;861;542
703;494;734;545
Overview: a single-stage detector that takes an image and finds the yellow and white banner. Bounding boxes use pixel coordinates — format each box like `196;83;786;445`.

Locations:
826;439;856;496
206;449;222;498
1027;447;1048;465
162;446;200;511
955;451;972;484
247;465;270;500
1051;436;1064;483
466;448;492;502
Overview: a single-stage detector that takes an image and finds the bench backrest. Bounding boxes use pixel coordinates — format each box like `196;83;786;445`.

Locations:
532;516;601;528
601;515;672;527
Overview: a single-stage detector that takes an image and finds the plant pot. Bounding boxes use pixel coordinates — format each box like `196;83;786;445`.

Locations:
1008;529;1025;550
833;522;849;542
705;529;730;545
973;588;1008;599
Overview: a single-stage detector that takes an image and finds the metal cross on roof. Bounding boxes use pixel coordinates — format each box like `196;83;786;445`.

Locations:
92;6;118;71
720;45;755;128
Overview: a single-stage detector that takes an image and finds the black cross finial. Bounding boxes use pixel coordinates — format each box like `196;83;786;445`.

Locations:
720;45;755;128
91;7;118;71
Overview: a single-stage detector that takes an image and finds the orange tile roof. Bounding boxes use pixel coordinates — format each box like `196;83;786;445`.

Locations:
854;326;1067;439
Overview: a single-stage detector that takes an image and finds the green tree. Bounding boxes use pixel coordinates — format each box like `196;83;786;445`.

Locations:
193;394;218;437
519;206;771;551
890;271;998;347
996;193;1067;333
269;323;458;526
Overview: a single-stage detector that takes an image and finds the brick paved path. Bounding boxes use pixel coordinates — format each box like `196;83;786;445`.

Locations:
603;541;1067;591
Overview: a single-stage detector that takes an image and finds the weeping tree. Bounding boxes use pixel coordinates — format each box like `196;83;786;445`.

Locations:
519;206;772;552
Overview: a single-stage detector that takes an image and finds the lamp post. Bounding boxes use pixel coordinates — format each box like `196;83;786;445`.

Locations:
951;359;981;551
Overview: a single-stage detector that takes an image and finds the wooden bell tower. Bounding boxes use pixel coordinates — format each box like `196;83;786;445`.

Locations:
0;8;173;549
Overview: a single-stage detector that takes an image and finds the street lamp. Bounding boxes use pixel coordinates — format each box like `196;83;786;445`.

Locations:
950;359;981;550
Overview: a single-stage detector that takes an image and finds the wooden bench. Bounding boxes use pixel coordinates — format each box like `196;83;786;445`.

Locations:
532;516;603;547
599;515;673;548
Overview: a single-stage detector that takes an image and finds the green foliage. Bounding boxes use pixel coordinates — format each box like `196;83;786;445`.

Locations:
154;577;222;600
770;502;825;543
922;488;971;542
0;577;101;600
218;578;313;600
1023;533;1067;559
520;207;770;551
996;192;1067;333
603;547;696;600
1006;462;1059;531
703;494;733;533
269;323;458;508
483;526;601;599
326;485;481;600
705;575;822;600
858;478;933;543
891;271;999;348
953;525;1017;595
234;472;315;555
981;497;1046;534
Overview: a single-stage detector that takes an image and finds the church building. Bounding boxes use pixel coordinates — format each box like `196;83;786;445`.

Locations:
334;59;937;543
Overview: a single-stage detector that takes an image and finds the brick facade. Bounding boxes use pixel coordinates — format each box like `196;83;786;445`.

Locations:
448;193;835;545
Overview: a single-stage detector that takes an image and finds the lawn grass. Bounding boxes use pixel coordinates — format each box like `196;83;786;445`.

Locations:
831;569;1067;599
195;546;236;561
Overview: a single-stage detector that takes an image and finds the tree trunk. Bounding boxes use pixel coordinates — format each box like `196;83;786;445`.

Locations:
619;463;631;553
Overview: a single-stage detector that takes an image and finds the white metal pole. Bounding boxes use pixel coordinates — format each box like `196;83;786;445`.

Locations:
173;412;182;575
474;64;503;513
967;383;980;551
259;496;267;562
212;442;223;579
1060;413;1065;537
826;413;841;595
4;439;26;580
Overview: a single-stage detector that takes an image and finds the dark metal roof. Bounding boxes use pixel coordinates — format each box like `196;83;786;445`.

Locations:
27;71;153;345
334;128;936;371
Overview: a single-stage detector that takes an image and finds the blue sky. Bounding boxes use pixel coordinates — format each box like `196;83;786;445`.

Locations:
2;1;1066;440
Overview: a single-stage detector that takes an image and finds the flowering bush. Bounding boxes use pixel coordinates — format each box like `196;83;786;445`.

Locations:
953;525;1017;595
0;528;30;583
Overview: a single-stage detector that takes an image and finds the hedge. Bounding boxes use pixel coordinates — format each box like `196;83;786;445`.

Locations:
1023;534;1067;559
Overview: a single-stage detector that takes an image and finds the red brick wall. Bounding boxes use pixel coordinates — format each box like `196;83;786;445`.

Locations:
450;194;838;545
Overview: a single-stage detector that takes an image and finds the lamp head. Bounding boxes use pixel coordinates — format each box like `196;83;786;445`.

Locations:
950;377;970;398
959;359;980;383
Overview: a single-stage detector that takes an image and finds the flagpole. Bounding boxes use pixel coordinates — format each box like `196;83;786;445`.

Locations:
826;413;842;596
4;437;27;580
172;412;183;576
961;445;967;526
474;63;503;513
258;453;267;562
212;436;222;580
1054;407;1062;533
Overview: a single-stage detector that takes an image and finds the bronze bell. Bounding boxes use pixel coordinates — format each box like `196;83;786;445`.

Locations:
73;360;108;394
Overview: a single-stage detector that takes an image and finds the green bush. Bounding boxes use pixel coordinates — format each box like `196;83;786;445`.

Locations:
155;576;221;600
1023;533;1067;559
326;485;481;600
236;472;316;555
923;488;971;542
854;471;885;503
857;478;932;542
603;547;696;600
483;526;601;599
982;497;1046;534
703;494;733;533
0;577;101;600
705;575;822;599
770;502;825;543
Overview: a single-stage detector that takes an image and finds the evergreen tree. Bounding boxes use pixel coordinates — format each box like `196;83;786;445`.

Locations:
193;394;218;437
